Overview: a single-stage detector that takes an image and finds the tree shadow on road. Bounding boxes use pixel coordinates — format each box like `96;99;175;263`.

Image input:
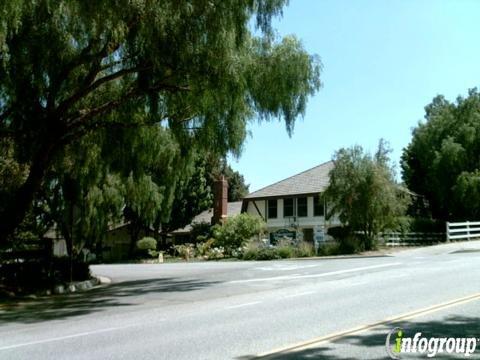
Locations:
238;315;479;359
0;277;220;324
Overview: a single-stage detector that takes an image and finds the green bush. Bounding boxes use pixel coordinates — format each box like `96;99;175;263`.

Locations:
0;258;91;296
327;226;352;240
213;213;266;254
136;237;158;258
241;241;273;260
190;222;213;243
317;237;360;256
408;217;444;233
136;237;157;251
276;239;294;259
326;226;363;253
196;238;215;257
339;235;361;254
242;249;257;260
254;248;280;260
394;216;413;234
317;242;341;256
204;247;225;260
277;246;294;259
241;241;261;260
173;243;195;260
241;239;320;260
295;241;315;257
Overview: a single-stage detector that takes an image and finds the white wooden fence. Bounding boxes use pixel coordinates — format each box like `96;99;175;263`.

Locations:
446;221;480;242
381;232;445;246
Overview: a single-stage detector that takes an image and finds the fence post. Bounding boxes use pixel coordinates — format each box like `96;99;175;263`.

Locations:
446;221;450;242
467;221;470;240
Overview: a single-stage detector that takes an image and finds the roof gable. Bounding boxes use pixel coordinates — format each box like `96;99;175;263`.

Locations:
171;201;243;234
244;161;333;199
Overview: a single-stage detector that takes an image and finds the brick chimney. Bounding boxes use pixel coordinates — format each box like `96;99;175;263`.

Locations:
212;175;228;225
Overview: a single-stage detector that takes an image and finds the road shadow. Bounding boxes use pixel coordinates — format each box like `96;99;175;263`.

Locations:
0;277;220;324
238;315;479;359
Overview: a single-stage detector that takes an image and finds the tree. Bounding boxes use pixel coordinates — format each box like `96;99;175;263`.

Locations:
325;140;408;250
401;89;480;221
224;164;250;201
0;0;322;243
212;213;266;254
203;156;250;201
162;155;250;236
163;155;213;235
43;124;187;257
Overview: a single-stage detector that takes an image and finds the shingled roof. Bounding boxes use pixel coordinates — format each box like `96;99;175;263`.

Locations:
244;161;334;199
171;201;243;234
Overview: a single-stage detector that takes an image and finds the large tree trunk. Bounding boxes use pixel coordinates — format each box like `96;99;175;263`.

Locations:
0;142;55;244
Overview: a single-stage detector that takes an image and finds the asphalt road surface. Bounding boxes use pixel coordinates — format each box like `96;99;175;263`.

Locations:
1;241;479;359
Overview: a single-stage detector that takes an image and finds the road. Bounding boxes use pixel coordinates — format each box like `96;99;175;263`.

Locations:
1;241;479;359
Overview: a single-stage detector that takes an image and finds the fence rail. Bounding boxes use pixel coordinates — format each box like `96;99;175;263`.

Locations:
380;232;445;246
446;221;480;242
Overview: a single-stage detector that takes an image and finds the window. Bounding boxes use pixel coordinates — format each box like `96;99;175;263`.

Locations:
314;195;324;217
267;199;277;219
283;198;294;217
297;197;308;217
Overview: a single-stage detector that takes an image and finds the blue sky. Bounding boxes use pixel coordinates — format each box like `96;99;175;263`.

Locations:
229;0;480;192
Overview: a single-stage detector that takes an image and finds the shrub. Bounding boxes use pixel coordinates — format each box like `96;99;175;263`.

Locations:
205;247;225;260
254;248;280;260
242;249;257;260
397;217;444;233
394;216;413;234
317;242;341;256
240;240;281;260
136;237;157;251
338;235;360;254
326;226;364;253
0;258;91;295
295;241;315;257
136;237;158;258
276;239;295;258
173;243;195;261
190;222;213;243
196;238;215;257
213;214;266;254
327;226;352;240
241;241;263;260
277;246;294;259
317;237;360;256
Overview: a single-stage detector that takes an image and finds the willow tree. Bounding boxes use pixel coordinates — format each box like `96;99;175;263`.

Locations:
401;89;480;220
0;0;321;242
43;125;182;257
326;141;408;250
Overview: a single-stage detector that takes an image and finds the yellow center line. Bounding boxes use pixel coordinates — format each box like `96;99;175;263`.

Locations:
257;292;480;358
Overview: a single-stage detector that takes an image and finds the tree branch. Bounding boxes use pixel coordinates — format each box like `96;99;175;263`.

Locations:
59;66;150;121
60;81;191;145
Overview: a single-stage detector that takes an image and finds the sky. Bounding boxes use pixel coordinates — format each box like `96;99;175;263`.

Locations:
228;0;480;192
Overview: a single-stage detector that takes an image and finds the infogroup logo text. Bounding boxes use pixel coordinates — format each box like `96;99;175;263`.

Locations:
386;327;478;359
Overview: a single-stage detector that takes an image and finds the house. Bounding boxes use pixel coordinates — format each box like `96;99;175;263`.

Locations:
241;161;340;244
170;201;243;243
170;177;243;243
44;222;156;262
102;222;157;261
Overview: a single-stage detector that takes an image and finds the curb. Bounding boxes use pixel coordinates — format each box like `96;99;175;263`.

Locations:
96;275;112;285
53;277;99;295
53;275;112;294
0;276;113;303
281;254;391;261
